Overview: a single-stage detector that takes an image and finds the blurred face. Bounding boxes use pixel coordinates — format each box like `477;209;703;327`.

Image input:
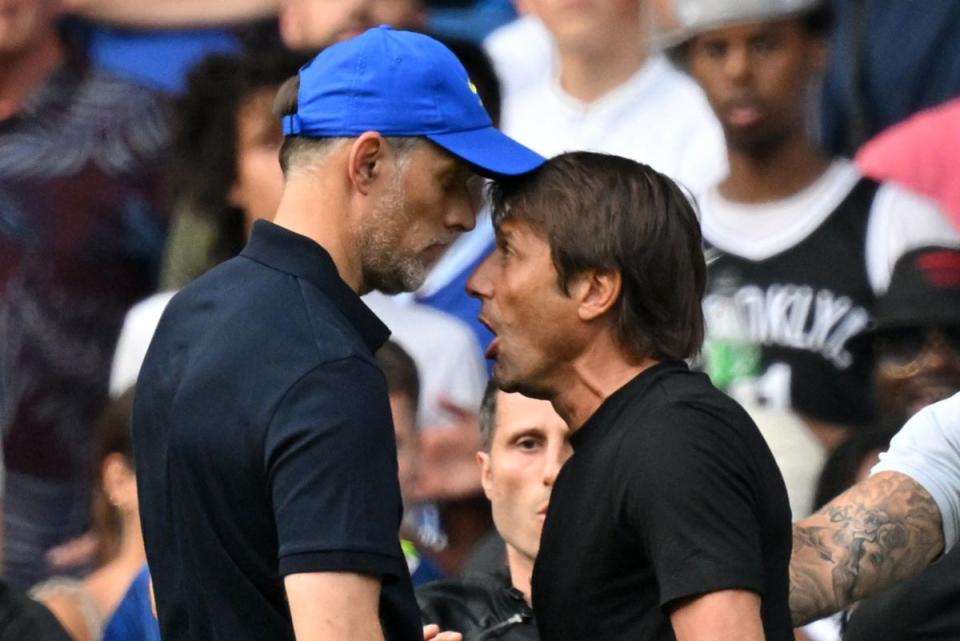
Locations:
478;391;571;562
530;0;642;53
874;326;960;426
687;19;826;154
359;142;479;294
228;88;285;235
467;217;584;398
0;0;58;54
390;392;418;502
280;0;425;52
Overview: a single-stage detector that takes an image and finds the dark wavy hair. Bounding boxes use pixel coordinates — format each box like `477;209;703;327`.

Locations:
490;152;706;362
168;48;307;267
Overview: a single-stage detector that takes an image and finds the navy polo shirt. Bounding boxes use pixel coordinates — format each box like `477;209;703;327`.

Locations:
133;220;421;641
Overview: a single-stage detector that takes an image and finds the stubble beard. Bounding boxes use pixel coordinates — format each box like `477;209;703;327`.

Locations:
359;176;430;295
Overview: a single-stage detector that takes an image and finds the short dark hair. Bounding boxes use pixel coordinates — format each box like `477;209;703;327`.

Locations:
376;340;420;413
490;151;706;361
273;75;422;174
169;48;308;267
478;379;499;452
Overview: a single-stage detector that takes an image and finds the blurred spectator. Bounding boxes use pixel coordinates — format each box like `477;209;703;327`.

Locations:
279;0;427;52
871;246;960;431
375;341;445;587
800;246;960;641
158;49;305;290
502;0;726;194
821;0;960;156
364;293;487;431
60;0;281;95
62;0;278;27
0;580;72;641
80;25;240;95
857;98;960;229
0;0;169;588
417;383;570;640
30;389;159;641
428;0;517;42
671;0;959;446
483;12;553;108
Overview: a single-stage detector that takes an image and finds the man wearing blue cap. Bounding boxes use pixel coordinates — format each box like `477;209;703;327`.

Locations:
132;26;543;641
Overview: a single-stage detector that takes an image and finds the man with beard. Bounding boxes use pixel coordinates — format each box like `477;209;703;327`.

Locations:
668;0;959;448
468;151;793;641
133;27;543;641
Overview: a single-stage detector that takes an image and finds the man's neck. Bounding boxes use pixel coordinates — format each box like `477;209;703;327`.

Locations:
549;338;658;432
0;32;65;121
506;544;534;605
719;131;831;203
556;39;648;104
272;175;364;293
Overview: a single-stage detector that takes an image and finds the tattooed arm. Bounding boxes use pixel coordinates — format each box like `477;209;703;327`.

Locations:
790;471;944;625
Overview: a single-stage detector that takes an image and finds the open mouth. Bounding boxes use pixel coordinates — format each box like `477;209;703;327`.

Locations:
478;315;499;358
485;337;500;360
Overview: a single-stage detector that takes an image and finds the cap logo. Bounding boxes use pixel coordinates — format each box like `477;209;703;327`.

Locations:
468;79;484;107
917;251;960;289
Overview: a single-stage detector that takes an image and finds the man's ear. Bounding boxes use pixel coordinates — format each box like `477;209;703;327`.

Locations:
477;451;494;501
347;131;387;195
573;268;622;322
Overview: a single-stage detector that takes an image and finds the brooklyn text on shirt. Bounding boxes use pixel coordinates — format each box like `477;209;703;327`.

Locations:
704;282;871;369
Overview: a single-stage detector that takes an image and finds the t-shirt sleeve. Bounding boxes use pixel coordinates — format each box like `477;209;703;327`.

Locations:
265;356;408;578
865;182;960;293
620;404;769;607
872;392;960;553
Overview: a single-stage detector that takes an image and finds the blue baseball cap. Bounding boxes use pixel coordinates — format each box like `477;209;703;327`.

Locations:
282;26;545;177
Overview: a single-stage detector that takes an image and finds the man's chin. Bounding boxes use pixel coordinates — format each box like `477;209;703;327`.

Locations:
366;267;428;295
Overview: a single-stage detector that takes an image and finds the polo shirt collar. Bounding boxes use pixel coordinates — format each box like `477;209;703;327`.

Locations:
242;220;390;352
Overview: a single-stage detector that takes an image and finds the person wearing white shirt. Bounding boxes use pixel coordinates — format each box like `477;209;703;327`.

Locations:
669;0;960;445
501;0;726;195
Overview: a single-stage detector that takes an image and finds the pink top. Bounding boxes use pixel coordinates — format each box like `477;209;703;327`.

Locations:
857;97;960;229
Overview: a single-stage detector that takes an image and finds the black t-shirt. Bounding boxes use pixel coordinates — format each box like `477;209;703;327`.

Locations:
134;221;421;641
532;360;793;641
843;545;960;641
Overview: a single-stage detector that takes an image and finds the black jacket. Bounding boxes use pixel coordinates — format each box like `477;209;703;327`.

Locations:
0;581;72;641
416;571;538;641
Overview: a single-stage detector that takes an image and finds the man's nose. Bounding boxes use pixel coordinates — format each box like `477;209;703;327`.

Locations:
446;190;477;233
466;253;494;300
542;446;570;487
724;45;751;81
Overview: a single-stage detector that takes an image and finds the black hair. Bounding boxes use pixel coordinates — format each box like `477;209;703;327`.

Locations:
168;47;308;267
491;152;706;362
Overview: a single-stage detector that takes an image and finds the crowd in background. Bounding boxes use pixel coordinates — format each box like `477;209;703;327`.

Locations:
2;0;960;640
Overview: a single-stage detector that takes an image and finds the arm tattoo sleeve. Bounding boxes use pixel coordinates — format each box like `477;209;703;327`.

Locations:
789;471;944;625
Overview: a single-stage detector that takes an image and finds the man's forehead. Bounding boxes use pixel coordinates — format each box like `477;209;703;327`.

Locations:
495;391;566;434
